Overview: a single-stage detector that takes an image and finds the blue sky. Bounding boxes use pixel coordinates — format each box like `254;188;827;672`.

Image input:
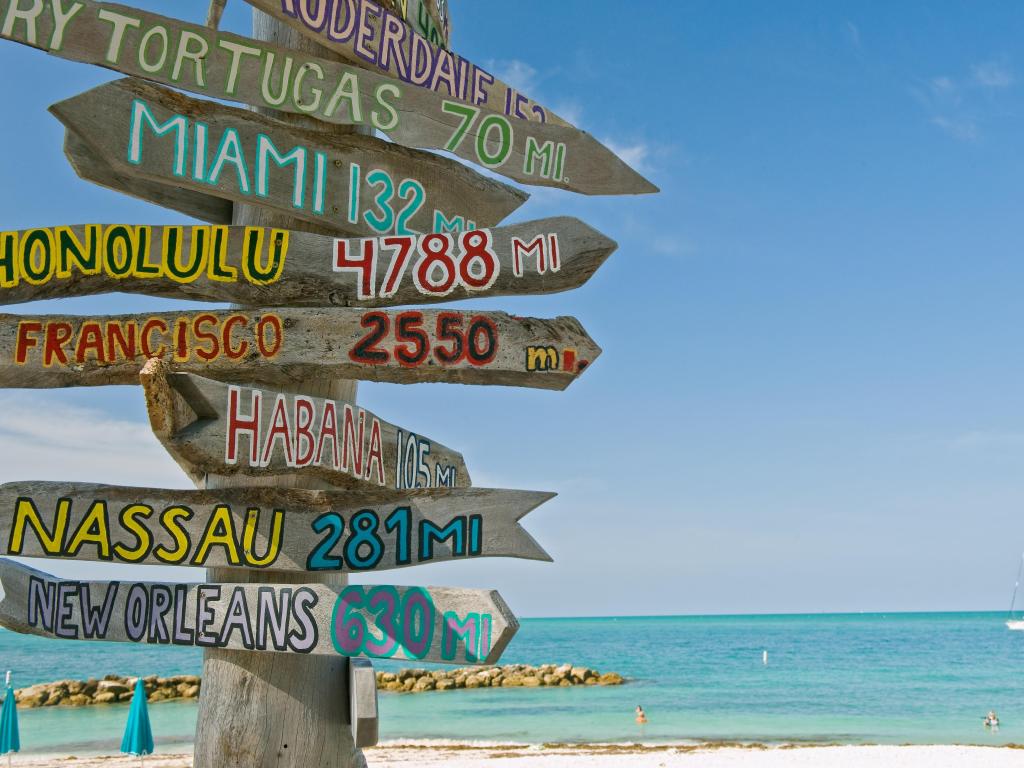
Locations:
1;1;1023;616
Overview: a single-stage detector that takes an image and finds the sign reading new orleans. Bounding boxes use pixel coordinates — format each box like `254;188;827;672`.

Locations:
0;217;615;307
0;482;553;572
0;558;517;664
0;306;599;390
51;78;527;238
0;0;654;194
141;361;469;490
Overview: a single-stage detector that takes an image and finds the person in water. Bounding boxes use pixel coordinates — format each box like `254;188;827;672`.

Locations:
985;710;999;728
635;705;648;725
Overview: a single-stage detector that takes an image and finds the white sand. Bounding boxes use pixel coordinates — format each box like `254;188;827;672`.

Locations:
10;745;1024;767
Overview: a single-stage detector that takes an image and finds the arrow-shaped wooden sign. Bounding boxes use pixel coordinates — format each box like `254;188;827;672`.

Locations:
241;0;559;125
0;482;553;572
0;217;613;307
0;0;653;194
0;306;599;390
50;78;527;238
0;558;517;664
141;361;470;490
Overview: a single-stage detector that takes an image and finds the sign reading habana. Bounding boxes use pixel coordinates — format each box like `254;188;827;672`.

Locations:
0;482;552;573
0;558;518;665
0;307;599;390
51;78;526;239
0;217;615;308
0;0;654;194
141;361;470;491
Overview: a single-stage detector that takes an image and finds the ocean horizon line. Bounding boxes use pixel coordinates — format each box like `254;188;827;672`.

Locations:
518;609;1011;621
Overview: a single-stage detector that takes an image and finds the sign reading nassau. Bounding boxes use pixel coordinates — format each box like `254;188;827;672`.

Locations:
0;0;653;194
0;307;600;390
0;217;615;307
141;361;470;490
51;78;526;238
0;482;552;572
0;558;517;664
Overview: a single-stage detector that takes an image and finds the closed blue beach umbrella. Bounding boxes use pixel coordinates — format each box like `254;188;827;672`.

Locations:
0;671;20;767
121;678;154;766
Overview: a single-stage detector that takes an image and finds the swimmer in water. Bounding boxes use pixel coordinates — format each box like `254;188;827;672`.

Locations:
985;710;999;728
635;705;647;725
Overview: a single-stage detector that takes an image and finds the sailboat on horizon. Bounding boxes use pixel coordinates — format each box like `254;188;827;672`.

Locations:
1007;553;1024;630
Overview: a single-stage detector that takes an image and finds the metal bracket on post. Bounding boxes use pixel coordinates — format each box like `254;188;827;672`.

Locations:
349;659;380;749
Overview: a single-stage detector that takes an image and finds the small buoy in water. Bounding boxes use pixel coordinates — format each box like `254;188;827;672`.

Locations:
763;650;768;665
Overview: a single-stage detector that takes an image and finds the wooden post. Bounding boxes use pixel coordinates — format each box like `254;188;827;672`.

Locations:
192;10;366;768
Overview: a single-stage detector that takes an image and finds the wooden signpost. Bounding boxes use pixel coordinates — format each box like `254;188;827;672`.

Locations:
0;0;658;765
141;362;471;490
0;557;518;664
0;217;616;307
0;0;654;194
0;306;599;390
0;482;553;572
51;77;528;238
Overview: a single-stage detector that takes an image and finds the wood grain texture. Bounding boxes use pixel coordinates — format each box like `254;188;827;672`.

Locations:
0;307;600;390
240;0;560;123
63;132;233;224
140;360;471;490
0;557;518;665
0;0;649;193
0;217;616;307
0;481;553;572
50;77;527;238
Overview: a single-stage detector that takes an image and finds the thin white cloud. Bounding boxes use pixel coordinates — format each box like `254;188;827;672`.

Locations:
930;115;978;142
972;60;1014;89
0;395;188;488
486;58;539;95
842;20;861;49
603;138;651;173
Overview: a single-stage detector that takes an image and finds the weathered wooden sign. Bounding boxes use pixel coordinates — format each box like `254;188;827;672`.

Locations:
63;131;234;225
0;482;553;571
51;78;527;238
0;217;614;308
0;0;653;194
0;305;599;390
0;558;517;664
241;0;560;125
141;360;469;489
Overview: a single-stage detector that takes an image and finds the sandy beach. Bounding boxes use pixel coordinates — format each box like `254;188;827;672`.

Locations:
10;744;1024;767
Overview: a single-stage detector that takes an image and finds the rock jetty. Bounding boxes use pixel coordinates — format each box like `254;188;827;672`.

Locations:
12;664;624;707
14;675;200;708
376;663;625;692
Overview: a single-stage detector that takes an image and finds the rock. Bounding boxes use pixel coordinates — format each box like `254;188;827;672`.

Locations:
464;675;482;689
402;678;416;692
98;681;130;696
65;694;91;707
385;682;403;692
543;674;558;686
570;666;590;682
501;676;523;687
93;691;118;704
413;678;435;692
182;685;201;699
521;676;541;687
148;689;172;702
584;677;598;685
599;673;624;686
559;679;571;687
435;679;456;691
379;672;397;684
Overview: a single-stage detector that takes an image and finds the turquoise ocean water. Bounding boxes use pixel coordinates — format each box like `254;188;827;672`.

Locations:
3;612;1023;754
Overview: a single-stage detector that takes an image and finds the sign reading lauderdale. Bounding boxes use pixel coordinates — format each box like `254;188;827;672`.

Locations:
0;217;615;307
0;482;553;572
0;0;654;194
0;558;517;664
51;78;527;238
